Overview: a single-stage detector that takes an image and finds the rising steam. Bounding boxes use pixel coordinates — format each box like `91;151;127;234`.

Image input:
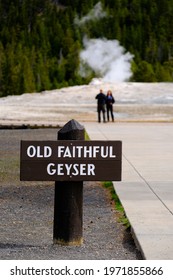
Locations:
74;2;107;25
76;2;134;82
79;37;134;82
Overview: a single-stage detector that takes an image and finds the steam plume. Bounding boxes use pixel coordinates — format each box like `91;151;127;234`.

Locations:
79;37;134;82
75;2;134;82
74;2;106;25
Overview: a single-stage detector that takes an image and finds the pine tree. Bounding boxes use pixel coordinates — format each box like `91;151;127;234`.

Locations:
1;0;173;97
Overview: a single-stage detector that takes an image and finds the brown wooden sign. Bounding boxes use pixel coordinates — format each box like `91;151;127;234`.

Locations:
20;140;122;181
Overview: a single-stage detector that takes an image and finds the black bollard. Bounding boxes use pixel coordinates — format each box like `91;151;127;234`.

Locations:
53;119;84;245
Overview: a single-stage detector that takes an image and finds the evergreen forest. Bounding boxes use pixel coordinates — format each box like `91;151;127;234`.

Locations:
0;0;173;97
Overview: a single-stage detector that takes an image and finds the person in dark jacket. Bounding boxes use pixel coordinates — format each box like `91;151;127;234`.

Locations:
106;90;115;122
95;89;106;123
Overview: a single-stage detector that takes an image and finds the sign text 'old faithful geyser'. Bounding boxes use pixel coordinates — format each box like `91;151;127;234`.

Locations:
20;140;122;181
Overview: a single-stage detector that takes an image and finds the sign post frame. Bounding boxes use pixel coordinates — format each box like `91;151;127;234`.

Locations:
20;119;122;246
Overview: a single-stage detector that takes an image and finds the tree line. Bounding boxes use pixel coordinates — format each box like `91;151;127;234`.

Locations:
0;0;173;97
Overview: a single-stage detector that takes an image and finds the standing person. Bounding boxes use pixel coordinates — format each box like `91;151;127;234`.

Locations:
106;90;115;122
95;89;106;123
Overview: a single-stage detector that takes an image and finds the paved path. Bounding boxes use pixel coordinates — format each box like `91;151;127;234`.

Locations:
83;122;173;260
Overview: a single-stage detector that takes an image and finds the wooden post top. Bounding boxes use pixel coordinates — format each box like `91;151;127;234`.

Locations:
58;119;84;140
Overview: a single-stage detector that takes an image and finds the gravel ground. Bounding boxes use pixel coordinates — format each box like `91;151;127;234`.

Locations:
0;128;142;260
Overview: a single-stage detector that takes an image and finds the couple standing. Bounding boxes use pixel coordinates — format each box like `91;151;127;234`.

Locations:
95;89;115;123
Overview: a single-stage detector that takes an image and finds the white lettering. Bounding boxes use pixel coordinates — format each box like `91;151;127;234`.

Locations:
88;164;95;175
57;164;64;175
57;146;65;157
36;146;43;157
72;164;79;176
63;147;72;158
46;163;96;177
44;146;52;157
65;163;72;175
80;164;86;175
76;146;83;157
101;146;108;158
27;145;36;157
27;145;52;158
56;144;116;159
72;146;75;157
83;146;92;157
93;146;100;157
47;163;56;175
109;146;116;158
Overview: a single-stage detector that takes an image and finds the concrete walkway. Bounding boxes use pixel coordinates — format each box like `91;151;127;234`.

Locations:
83;122;173;260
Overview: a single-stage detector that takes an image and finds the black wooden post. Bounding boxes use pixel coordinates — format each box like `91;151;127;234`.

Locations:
53;119;84;245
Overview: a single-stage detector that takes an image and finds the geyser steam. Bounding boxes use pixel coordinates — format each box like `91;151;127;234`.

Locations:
74;2;107;25
79;37;134;83
75;2;134;82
